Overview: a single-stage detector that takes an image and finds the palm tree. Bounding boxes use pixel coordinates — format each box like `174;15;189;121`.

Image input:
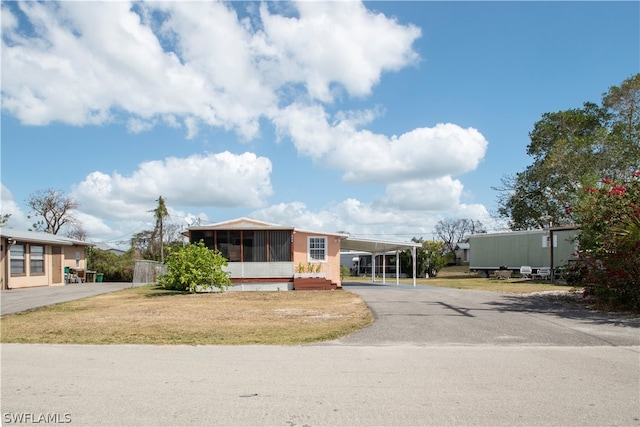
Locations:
151;196;169;262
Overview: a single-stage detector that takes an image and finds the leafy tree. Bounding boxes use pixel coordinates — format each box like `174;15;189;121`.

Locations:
603;73;640;168
87;247;136;282
27;189;82;235
0;213;11;226
497;74;640;230
131;230;153;253
399;238;448;278
159;242;232;293
399;237;427;278
131;223;185;260
573;172;640;312
435;218;485;261
422;240;447;277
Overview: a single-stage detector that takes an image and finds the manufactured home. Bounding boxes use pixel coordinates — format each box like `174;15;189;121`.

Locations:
1;228;94;289
186;218;347;290
185;218;422;290
469;228;579;278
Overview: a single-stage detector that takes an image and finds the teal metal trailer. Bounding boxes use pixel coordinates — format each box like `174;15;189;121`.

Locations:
469;228;579;278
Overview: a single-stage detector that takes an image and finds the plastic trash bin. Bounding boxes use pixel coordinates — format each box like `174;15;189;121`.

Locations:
96;273;104;283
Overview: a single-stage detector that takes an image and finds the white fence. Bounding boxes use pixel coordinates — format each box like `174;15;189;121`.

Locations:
133;260;167;285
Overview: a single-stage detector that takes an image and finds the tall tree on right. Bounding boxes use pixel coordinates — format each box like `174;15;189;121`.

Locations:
496;74;640;230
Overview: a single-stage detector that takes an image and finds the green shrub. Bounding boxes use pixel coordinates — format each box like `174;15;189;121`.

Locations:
574;172;640;312
87;247;135;282
159;242;232;293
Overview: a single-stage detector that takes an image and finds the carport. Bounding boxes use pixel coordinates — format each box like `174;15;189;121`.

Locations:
341;237;422;286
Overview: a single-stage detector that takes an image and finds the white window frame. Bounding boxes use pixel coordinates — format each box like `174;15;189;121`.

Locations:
307;236;327;263
542;235;558;248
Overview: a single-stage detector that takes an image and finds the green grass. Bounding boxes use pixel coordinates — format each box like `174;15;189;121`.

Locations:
2;267;581;345
1;286;373;345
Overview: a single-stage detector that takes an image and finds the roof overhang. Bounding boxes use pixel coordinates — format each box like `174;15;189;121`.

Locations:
340;237;422;253
0;228;95;246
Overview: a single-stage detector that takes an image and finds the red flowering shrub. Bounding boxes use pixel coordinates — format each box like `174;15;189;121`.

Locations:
573;172;640;312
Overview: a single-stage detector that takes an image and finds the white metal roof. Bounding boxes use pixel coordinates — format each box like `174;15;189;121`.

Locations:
187;217;349;237
0;228;94;246
340;236;422;253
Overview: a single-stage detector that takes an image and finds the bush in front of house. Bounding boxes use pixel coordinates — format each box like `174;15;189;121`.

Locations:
159;242;232;293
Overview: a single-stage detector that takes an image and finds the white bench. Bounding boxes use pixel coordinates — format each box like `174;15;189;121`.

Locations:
532;267;551;280
520;266;532;279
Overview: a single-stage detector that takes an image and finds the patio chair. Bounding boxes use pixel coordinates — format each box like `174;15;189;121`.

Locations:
533;267;551;280
519;266;532;279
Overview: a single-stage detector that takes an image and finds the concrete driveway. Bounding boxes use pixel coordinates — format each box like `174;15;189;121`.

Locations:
1;282;639;426
1;282;139;316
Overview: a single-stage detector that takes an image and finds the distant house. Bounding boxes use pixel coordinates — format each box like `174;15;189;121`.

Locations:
185;218;347;290
95;242;126;257
1;228;95;289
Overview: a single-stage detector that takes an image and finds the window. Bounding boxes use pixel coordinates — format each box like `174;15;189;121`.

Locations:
308;237;327;262
216;231;241;261
10;244;25;275
542;235;558;248
191;228;292;262
30;245;45;274
269;230;291;262
243;231;267;262
228;231;241;262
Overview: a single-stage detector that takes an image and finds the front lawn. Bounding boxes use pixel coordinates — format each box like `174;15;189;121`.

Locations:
0;286;373;345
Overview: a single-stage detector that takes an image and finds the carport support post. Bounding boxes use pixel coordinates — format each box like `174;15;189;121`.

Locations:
371;253;376;283
382;253;386;284
396;250;400;286
412;247;417;287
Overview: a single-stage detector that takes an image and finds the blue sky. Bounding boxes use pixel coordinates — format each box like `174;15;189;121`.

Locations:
1;1;638;247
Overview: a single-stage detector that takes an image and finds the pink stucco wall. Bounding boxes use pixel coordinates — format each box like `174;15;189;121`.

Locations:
292;230;342;287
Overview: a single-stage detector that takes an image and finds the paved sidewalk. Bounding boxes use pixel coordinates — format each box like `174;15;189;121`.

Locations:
1;282;137;316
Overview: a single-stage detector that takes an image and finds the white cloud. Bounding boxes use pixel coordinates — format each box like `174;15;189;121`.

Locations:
380;177;464;211
1;1;498;242
1;1;420;140
250;196;499;240
0;184;29;229
274;103;489;183
71;152;273;221
127;118;156;134
259;1;420;101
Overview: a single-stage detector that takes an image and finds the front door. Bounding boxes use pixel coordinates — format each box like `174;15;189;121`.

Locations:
52;246;63;284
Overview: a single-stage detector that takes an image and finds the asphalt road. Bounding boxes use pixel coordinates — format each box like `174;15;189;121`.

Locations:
1;282;639;426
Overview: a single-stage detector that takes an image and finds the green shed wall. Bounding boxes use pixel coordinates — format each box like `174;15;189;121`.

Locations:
469;230;578;270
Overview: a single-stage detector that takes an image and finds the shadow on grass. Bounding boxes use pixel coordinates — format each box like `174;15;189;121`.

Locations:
138;285;186;298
